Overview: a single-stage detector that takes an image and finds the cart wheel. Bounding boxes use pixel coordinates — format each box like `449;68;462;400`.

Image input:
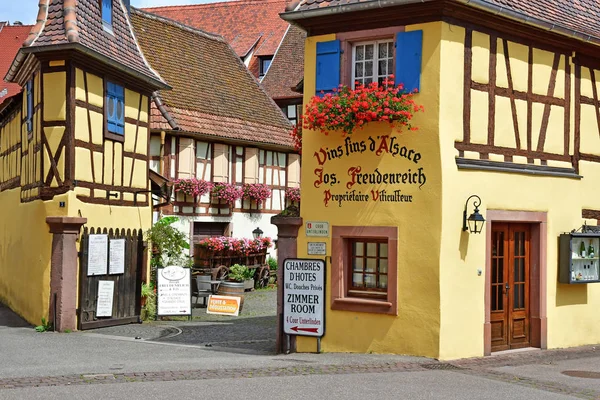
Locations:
212;266;229;281
255;267;270;289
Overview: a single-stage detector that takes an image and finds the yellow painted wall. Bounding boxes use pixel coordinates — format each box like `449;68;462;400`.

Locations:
298;19;600;359
438;22;600;359
74;68;150;199
296;23;444;358
0;190;68;325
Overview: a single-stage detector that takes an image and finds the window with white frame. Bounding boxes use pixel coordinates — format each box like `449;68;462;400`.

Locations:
352;40;394;88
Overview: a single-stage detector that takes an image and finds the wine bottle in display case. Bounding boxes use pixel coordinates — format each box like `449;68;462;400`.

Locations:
559;233;600;284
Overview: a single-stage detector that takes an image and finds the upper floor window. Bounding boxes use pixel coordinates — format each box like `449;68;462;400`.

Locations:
101;0;112;28
106;81;124;136
281;104;298;125
352;40;394;88
259;56;273;78
25;79;33;134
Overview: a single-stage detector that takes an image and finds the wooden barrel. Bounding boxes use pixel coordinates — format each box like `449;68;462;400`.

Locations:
217;281;245;311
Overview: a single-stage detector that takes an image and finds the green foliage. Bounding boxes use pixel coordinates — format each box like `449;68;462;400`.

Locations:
229;264;254;282
267;256;278;271
141;282;156;321
145;216;190;269
35;317;52;332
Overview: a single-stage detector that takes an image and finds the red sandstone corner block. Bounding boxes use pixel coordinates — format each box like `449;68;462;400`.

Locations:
46;216;87;332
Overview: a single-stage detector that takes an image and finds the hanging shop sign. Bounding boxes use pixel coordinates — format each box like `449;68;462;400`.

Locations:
157;266;191;317
283;258;325;337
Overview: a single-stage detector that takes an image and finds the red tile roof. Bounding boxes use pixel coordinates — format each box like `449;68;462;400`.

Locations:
292;0;600;44
141;0;289;58
131;9;294;149
0;24;32;105
6;0;166;88
261;25;305;100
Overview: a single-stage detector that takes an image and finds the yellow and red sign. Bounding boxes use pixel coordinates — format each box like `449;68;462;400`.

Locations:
206;295;241;316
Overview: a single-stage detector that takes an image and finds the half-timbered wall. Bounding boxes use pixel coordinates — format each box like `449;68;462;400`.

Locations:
455;28;573;171
153;132;299;217
73;67;150;207
437;21;600;359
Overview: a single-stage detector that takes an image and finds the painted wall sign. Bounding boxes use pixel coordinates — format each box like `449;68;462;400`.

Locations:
283;258;325;337
306;221;329;237
308;242;327;255
108;239;125;275
87;234;108;276
206;295;241;316
157;266;191;316
313;135;428;207
96;280;114;317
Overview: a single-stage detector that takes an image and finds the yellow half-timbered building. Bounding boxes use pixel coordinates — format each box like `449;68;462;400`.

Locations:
283;0;600;359
0;0;168;326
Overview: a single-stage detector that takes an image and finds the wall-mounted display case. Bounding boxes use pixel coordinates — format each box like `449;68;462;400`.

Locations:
559;233;600;284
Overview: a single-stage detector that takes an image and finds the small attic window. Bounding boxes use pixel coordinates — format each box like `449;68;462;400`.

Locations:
101;0;112;28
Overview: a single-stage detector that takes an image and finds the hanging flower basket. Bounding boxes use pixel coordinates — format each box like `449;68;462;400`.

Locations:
172;178;212;198
291;76;424;150
211;182;243;204
242;183;272;204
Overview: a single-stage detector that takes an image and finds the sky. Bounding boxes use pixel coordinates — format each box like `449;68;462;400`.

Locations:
0;0;235;25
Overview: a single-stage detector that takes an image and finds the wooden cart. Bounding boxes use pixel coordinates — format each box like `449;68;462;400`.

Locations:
192;245;270;289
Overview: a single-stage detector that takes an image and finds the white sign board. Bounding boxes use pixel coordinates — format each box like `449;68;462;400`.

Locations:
305;221;329;237
87;234;108;276
96;280;114;317
157;266;191;316
108;239;125;275
283;259;325;337
308;242;326;255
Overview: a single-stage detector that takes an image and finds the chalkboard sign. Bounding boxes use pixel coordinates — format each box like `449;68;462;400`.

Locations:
157;266;191;316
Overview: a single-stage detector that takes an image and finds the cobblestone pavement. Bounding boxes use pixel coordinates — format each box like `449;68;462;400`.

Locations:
0;346;599;399
89;288;278;354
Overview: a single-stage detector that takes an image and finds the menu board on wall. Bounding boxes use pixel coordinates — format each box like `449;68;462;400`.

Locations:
157;266;191;316
96;280;114;317
108;239;125;275
87;234;108;276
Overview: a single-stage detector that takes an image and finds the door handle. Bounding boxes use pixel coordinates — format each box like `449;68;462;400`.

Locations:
505;283;510;293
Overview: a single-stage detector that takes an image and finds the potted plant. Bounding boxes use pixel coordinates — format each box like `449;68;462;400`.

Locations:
172;178;212;203
211;182;243;205
228;263;255;291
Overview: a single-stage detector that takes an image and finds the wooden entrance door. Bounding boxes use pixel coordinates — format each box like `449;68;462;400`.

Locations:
490;223;530;352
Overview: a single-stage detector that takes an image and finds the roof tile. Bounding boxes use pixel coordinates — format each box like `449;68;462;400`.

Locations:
0;24;32;105
131;9;293;149
261;25;305;100
295;0;600;42
141;0;289;57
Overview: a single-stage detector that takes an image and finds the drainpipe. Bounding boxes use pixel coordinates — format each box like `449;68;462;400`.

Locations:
160;130;165;175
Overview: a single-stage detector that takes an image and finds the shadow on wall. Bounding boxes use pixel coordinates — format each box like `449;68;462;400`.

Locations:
555;238;588;306
555;283;588;307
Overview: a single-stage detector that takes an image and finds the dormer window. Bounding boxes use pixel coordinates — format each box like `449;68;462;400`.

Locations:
259;56;273;78
102;0;112;28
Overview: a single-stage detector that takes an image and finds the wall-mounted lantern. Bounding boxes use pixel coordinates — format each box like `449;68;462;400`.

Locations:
462;195;485;234
252;227;264;239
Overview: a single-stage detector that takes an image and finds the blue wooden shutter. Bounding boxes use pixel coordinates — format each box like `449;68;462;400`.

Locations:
315;40;340;96
395;30;423;93
26;80;33;132
106;82;124;135
102;0;112;26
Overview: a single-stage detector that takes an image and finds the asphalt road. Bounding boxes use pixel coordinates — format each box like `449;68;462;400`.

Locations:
0;371;580;400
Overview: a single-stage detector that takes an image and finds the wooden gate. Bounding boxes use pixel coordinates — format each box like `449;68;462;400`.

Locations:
78;227;145;330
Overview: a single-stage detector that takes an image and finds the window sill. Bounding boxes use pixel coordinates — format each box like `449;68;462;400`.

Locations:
332;296;396;315
105;132;124;143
